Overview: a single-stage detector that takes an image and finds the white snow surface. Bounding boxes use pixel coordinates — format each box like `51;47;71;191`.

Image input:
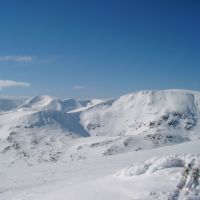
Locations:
1;89;200;200
80;90;200;137
1;141;200;200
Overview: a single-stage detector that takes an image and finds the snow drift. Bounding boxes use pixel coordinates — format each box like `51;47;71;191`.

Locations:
116;154;198;177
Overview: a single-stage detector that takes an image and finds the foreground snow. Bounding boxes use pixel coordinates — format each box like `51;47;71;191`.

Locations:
1;140;200;200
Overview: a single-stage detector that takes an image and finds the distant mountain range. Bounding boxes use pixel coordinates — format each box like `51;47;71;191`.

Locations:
0;89;200;163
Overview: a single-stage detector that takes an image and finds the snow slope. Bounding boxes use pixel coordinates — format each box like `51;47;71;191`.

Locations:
1;90;200;163
80;90;200;137
1;89;200;200
1;140;200;200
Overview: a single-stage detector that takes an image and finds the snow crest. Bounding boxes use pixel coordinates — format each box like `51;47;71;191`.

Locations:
116;154;200;177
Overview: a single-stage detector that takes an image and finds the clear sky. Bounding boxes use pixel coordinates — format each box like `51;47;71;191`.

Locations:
0;0;200;99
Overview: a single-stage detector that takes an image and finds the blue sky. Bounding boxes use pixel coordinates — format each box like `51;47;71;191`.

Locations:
0;0;200;99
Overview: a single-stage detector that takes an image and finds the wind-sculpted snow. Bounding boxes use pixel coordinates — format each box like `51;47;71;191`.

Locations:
115;154;200;200
116;154;200;177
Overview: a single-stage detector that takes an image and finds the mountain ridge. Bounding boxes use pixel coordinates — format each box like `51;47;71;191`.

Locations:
0;89;200;163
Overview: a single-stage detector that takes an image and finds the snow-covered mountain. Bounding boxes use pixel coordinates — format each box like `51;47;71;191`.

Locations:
0;89;200;163
19;95;62;111
70;89;200;158
80;90;200;137
1;89;200;200
19;95;104;112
